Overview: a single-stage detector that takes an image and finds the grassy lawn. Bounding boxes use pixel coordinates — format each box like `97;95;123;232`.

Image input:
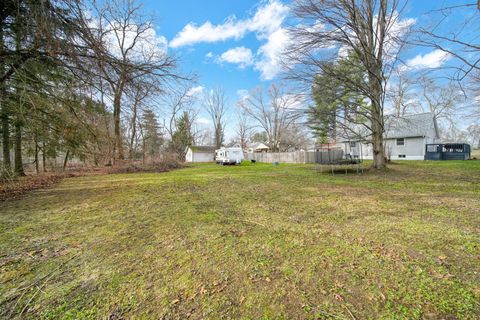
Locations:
1;161;479;319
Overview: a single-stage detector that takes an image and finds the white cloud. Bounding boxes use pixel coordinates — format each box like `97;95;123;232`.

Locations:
248;0;288;37
169;0;289;80
218;47;254;68
187;85;204;97
205;52;214;58
255;27;290;80
196;117;210;125
170;1;288;48
169;17;247;48
406;49;451;70
384;16;416;61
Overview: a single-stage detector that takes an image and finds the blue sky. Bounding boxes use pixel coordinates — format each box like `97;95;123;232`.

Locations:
137;0;477;136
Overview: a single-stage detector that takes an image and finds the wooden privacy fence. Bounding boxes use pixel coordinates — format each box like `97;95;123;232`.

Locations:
245;150;344;164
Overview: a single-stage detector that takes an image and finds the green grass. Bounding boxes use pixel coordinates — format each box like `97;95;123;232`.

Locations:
1;161;479;319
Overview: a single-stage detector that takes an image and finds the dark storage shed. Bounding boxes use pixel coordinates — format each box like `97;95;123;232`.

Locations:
425;143;471;160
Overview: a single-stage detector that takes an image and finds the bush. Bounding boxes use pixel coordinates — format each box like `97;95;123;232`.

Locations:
107;154;184;174
0;163;15;183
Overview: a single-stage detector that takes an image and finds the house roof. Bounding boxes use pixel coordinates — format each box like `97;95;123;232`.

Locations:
338;112;439;141
189;146;216;153
248;142;270;150
384;112;439;139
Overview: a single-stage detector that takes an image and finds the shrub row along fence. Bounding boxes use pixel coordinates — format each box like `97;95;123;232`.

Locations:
245;150;344;164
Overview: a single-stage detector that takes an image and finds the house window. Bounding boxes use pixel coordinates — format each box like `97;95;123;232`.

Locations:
396;138;405;146
349;142;357;148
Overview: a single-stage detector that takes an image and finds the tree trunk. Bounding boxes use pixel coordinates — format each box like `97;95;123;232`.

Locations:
42;141;46;172
370;82;386;170
63;149;70;171
1;107;10;168
113;85;125;161
14;121;24;176
142;138;146;164
129;102;137;159
0;22;10;169
34;138;39;174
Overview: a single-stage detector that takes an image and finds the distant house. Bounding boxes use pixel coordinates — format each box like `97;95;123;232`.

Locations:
185;146;216;163
340;112;441;160
246;142;270;153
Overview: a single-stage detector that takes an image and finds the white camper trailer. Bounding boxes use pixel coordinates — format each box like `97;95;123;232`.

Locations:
215;147;244;165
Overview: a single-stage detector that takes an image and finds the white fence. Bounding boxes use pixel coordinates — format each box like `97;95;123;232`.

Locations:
245;150;344;164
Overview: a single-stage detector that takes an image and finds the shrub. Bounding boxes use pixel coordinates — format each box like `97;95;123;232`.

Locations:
107;153;184;174
0;163;15;183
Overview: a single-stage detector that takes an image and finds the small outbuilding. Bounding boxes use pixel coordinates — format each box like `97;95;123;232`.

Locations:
185;146;216;163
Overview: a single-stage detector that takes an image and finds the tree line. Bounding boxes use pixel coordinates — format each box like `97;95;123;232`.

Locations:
0;0;187;176
1;0;479;176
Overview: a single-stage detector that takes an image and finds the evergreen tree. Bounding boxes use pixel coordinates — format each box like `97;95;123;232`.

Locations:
309;54;366;144
141;109;163;161
169;111;193;160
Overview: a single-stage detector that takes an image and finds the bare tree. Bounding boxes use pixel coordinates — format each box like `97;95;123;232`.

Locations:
203;88;227;149
238;84;301;152
417;3;480;81
387;70;419;116
125;78;160;159
464;123;480;148
286;0;413;169
420;76;463;125
279;123;311;151
160;83;197;141
71;0;178;162
235;112;252;150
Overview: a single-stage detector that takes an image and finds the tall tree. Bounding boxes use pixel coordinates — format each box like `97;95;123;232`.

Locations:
309;55;366;144
141;109;163;161
286;0;413;169
71;0;178;162
203;88;227;149
387;69;419;117
169;111;193;160
420;76;463;125
235;112;252;150
239;84;301;152
161;83;197;140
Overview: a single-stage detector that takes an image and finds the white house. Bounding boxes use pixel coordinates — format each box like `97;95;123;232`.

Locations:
185;146;216;163
340;112;441;160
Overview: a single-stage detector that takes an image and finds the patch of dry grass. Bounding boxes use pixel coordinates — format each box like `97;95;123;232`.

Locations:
0;160;479;319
